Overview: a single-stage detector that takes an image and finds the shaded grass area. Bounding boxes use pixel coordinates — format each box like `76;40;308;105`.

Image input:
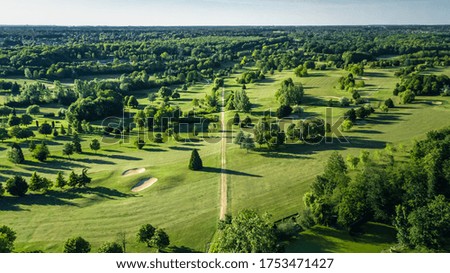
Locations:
1;66;450;253
286;223;397;253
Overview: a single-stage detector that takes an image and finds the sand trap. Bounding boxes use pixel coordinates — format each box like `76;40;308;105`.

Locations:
122;168;145;177
131;178;158;192
432;101;443;105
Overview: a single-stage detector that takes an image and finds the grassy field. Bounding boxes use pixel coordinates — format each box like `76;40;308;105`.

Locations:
286;223;397;253
225;67;450;220
1;66;450;252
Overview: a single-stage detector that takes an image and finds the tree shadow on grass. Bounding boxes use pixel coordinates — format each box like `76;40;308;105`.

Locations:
75;157;117;165
258;136;387;158
168;245;200;253
364;71;389;78
351;129;384;134
302;94;329;106
201;167;262;177
102;149;124;154
106;154;143;161
142;147;167;152
286;231;339;253
25;158;87;171
0;193;78;211
70;186;134;199
260;151;311;159
0;169;32;177
168;146;193;151
182;143;204;147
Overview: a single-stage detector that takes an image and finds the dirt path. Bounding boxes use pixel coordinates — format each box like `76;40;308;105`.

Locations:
219;86;227;220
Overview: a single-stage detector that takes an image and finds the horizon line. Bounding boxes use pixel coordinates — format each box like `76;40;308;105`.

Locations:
1;23;450;28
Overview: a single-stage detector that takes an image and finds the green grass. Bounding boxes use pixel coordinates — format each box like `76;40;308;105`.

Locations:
286;223;397;253
0;137;222;252
225;67;450;220
1;66;450;253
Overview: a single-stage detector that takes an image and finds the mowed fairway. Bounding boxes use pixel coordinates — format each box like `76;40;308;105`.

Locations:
1;66;450;252
225;68;450;221
0;137;221;252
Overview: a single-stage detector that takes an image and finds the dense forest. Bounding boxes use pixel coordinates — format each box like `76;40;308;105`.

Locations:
1;25;450;253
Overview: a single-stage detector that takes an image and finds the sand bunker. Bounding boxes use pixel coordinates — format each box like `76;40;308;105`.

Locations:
122;168;145;177
131;178;158;192
432;101;443;105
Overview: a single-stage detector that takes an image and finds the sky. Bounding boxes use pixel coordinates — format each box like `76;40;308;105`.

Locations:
0;0;449;26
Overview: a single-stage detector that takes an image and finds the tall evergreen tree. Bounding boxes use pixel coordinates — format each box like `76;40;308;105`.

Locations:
6;175;28;197
189;149;203;170
32;142;50;162
72;133;82;153
90;139;101;153
7;143;25;164
56;171;67;189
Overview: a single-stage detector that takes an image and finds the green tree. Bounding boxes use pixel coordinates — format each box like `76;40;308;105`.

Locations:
63;237;91;253
9;126;34;140
233;113;240;125
242;134;256;153
98;242;123;253
52;128;59;137
7;143;25;164
29;172;53;192
212;210;277;253
24;68;33;79
158;86;172;98
72;133;82;153
233;90;251;112
188;149;203;170
26;105;40;115
150;229;170;252
276;105;293;118
0;127;8;142
133;110;146;128
28;140;36;151
340;120;353;132
90;139;101;153
234;130;245;146
20;114;33;126
56;171;67;188
359;150;370;165
275;78;304;106
33;142;50;162
6;175;28;197
408;195;450;249
346;154;360;169
337;181;368;230
62;143;74;159
7;115;21;127
78;168;92;187
127;95;139;108
384;98;395;108
394;205;410;247
0;225;16;253
38;122;52;136
400;90;415;104
137;224;156;247
60;124;67;135
68;171;79;187
134;138;145;149
294;64;308;77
